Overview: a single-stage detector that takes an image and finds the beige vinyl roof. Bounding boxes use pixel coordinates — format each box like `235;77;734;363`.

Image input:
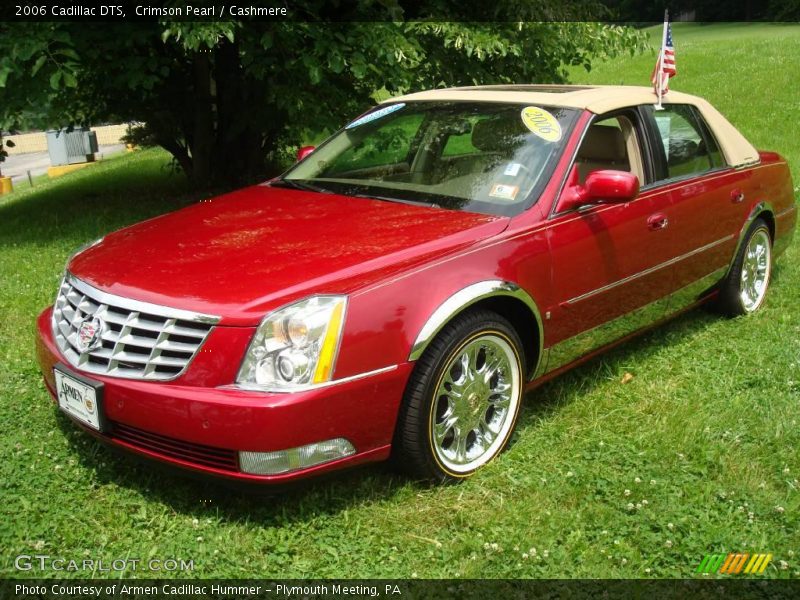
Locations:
383;85;759;167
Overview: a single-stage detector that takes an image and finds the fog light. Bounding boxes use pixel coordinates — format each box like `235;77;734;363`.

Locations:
239;438;356;475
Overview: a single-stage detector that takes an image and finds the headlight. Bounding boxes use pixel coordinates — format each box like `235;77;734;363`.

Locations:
237;296;347;391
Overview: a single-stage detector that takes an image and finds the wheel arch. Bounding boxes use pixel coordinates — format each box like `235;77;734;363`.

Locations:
408;280;543;379
743;201;776;242
727;201;775;278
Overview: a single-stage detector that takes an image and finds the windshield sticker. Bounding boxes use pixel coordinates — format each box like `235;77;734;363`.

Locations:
504;162;522;177
521;106;562;142
345;103;406;129
489;183;519;201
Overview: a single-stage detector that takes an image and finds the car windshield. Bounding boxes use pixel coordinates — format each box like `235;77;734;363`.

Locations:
279;101;579;216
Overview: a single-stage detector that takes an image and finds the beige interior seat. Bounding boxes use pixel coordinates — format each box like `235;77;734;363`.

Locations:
576;125;630;181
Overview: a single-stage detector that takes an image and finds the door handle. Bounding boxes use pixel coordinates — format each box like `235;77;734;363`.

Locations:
731;189;745;203
647;214;669;231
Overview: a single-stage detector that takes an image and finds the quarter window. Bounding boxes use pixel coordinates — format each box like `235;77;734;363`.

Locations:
652;105;723;179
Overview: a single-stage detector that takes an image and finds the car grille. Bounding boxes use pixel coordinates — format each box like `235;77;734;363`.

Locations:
112;422;239;472
52;274;218;380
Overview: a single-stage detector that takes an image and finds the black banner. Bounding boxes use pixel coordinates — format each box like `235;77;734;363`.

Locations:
2;0;798;23
3;579;800;600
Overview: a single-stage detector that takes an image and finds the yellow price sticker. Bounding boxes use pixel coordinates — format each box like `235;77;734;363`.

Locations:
520;106;562;142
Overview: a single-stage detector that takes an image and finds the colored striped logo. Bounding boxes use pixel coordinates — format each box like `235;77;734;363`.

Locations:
696;553;773;575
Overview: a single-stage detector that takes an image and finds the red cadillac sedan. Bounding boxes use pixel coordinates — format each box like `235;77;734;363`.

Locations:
36;85;796;485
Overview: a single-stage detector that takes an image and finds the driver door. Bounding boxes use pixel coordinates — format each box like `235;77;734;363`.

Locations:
543;109;677;373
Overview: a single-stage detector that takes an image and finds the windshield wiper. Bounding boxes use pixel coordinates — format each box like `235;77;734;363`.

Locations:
271;179;333;194
351;193;439;209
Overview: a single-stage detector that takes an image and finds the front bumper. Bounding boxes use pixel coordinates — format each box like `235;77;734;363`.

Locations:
36;307;412;484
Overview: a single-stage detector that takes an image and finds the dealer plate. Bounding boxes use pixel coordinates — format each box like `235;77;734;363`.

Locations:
54;365;105;431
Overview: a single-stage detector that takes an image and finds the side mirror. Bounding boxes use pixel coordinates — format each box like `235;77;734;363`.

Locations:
557;168;639;213
296;145;315;162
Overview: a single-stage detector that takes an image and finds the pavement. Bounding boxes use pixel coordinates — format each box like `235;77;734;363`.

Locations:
1;144;126;184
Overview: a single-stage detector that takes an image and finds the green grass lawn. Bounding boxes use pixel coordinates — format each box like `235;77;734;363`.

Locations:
1;24;798;580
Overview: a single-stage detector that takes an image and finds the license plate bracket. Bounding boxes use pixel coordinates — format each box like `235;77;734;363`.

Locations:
53;363;107;433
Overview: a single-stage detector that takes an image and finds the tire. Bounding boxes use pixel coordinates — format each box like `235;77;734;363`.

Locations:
716;218;772;317
392;309;525;483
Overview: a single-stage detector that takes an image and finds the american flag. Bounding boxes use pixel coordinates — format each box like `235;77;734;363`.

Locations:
652;22;676;95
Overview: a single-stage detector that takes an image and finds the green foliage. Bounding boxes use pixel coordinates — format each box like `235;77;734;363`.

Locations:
0;6;645;186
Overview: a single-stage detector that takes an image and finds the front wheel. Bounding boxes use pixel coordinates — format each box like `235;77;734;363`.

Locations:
393;310;524;483
716;218;772;316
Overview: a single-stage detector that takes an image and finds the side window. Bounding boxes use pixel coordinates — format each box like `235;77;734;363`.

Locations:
575;113;645;184
652;105;722;179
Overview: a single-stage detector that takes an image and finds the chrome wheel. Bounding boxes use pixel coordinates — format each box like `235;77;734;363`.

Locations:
739;228;771;312
431;333;521;474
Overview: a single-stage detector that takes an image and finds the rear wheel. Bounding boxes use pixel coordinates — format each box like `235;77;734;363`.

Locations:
393;310;524;483
716;219;772;316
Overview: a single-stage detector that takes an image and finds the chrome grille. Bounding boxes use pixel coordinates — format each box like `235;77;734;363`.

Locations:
52;274;219;380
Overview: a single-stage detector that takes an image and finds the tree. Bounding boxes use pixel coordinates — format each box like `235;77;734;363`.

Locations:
0;2;645;187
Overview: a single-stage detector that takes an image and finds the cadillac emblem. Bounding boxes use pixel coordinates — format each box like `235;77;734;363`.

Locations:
76;317;105;353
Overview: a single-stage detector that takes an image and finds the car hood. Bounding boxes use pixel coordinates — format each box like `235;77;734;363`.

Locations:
69;184;508;325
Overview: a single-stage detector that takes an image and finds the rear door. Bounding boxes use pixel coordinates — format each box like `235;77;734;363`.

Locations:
543;108;678;373
642;104;749;301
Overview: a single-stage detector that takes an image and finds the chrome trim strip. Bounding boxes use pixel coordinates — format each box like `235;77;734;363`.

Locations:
408;280;544;377
544;266;726;375
563;235;735;306
230;364;399;394
66;272;220;324
775;205;796;219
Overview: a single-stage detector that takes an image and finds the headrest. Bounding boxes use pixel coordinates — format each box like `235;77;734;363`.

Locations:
578;125;627;161
471;116;530;153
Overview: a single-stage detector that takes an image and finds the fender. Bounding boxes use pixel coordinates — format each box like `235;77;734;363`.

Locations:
408;280;544;376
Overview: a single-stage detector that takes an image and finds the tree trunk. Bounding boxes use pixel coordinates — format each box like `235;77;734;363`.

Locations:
215;40;269;185
190;51;215;187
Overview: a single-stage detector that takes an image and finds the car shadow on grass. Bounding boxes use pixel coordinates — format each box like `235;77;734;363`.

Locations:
53;407;411;526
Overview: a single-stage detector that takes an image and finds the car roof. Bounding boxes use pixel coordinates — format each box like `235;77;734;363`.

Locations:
383;85;759;167
387;84;704;114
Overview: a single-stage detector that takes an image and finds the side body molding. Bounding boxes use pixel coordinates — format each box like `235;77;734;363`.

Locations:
408;280;544;376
